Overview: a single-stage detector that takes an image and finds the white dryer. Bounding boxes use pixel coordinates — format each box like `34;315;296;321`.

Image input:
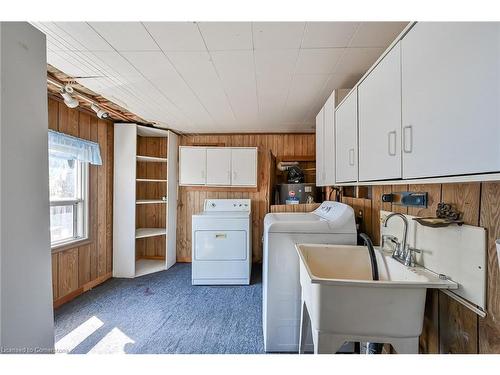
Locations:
192;199;251;285
262;201;357;352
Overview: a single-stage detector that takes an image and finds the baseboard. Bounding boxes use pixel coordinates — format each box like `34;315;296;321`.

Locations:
53;272;112;309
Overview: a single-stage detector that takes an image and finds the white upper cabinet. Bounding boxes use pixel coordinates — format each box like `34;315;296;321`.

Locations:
401;22;500;179
335;89;358;183
358;42;402;181
315;108;325;186
179;147;207;185
323;92;336;185
231;148;257;186
315;89;349;186
206;148;231;185
179;146;257;187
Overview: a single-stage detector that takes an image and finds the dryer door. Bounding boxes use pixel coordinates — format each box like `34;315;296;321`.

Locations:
194;230;247;260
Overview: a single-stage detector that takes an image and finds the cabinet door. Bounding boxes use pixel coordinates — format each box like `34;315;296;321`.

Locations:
323;92;336;185
358;42;402;182
315;108;325;186
179;147;206;185
206;148;231;185
231;148;257;186
335;90;358;183
402;22;500;179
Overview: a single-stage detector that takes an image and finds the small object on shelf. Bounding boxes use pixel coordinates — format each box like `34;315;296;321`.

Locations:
413;202;463;228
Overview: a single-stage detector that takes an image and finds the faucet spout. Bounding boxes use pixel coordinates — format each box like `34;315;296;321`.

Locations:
383;212;409;262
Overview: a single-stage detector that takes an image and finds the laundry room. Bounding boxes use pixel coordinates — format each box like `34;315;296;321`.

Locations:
1;1;500;373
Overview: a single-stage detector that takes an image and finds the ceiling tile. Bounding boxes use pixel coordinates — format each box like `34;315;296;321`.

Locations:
122;51;213;125
252;22;305;49
53;22;113;51
334;47;385;82
283;74;329;124
167;50;235;125
210;50;258;123
84;51;141;78
47;50;102;78
349;22;408;47
302;22;360;48
295;48;345;74
121;51;174;78
143;22;206;51
254;49;299;77
88;22;159;51
198;22;253;50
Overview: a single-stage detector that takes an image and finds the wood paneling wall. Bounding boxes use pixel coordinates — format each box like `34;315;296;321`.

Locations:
48;96;114;308
177;133;315;263
349;182;500;353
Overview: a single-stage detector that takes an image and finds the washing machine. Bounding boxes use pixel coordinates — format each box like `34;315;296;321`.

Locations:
192;199;251;285
262;201;357;352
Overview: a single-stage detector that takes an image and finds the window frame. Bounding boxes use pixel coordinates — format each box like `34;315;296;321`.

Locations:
49;159;89;249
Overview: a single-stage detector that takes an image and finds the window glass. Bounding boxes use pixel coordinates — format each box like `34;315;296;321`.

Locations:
50;205;75;243
49;157;77;200
49;155;88;247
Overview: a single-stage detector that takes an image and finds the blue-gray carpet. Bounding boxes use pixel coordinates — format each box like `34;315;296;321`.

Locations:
54;263;264;354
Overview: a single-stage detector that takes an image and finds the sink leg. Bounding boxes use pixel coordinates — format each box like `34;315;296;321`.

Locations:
389;337;419;354
299;301;310;354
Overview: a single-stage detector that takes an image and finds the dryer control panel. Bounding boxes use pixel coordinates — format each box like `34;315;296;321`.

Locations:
204;199;251;212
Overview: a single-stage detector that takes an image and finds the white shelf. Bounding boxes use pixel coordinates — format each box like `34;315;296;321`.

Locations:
136;178;167;183
137;125;169;137
136;199;167;205
136;155;167;163
135;259;165;277
135;228;167;239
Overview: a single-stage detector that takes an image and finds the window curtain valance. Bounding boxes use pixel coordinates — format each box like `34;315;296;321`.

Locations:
48;130;102;165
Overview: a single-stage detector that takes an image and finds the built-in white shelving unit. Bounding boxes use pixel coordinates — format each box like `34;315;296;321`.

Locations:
136;155;167;163
113;124;178;278
136;199;167;205
136;178;167;183
135;228;167;239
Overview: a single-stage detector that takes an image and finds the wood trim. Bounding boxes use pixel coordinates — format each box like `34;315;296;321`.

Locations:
51;238;92;254
53;272;112;309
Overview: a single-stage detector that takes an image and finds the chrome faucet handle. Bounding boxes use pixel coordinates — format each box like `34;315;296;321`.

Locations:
404;246;421;267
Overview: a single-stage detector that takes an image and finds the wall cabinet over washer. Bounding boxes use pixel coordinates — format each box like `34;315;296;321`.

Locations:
179;146;257;187
315;89;349;186
335;89;359;183
358;42;402;182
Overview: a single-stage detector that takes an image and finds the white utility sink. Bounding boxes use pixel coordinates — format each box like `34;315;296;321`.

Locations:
296;244;457;354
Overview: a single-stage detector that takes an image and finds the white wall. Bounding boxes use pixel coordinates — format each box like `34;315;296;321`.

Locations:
0;22;54;353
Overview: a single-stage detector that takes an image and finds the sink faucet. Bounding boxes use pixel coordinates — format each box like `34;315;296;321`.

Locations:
382;212;420;267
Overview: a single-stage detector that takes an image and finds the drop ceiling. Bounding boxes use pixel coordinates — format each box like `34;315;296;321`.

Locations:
32;22;408;133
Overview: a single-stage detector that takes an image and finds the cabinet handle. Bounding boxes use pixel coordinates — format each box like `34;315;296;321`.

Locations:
403;125;413;153
388;131;397;156
348;148;355;166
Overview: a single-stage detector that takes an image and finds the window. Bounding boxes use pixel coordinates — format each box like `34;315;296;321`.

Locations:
49;156;89;247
